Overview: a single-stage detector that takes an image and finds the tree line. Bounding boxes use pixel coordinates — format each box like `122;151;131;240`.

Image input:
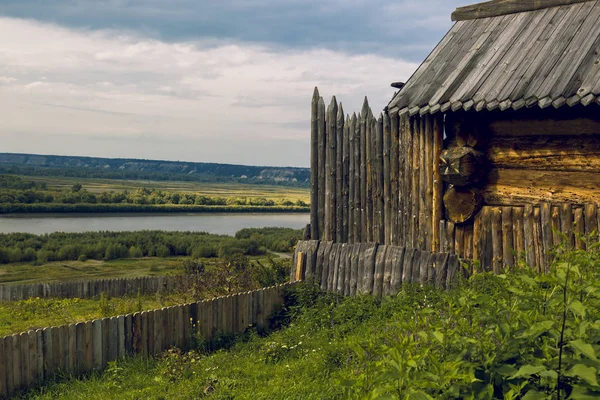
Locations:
0;228;303;265
0;176;309;213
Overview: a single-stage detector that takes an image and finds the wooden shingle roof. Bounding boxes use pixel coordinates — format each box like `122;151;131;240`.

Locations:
388;0;600;116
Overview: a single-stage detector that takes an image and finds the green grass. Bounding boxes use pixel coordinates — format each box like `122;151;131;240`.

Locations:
0;292;192;337
19;243;600;399
0;254;287;285
25;176;310;203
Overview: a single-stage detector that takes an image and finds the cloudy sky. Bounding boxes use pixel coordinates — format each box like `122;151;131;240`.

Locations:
0;0;469;167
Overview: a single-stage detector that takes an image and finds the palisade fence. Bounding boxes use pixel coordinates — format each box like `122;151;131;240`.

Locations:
0;283;293;398
308;87;443;251
0;276;184;302
292;240;463;296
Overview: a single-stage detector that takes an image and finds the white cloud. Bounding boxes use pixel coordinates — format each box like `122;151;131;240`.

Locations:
0;17;419;166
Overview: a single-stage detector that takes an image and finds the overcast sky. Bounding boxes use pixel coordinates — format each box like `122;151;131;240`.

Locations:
0;0;469;167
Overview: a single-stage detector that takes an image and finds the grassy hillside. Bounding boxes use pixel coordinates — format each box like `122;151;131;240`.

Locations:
0;153;309;187
20;244;600;399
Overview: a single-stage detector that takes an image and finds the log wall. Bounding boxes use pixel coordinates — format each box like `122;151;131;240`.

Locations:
310;88;443;251
0;276;185;303
0;283;293;398
440;202;600;273
292;240;462;296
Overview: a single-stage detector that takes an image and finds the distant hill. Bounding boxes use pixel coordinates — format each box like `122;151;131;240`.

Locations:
0;153;310;186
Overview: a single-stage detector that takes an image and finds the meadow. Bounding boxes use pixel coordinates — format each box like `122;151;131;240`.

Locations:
18;241;600;399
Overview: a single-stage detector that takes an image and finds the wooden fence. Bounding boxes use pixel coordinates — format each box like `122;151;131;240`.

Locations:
0;283;293;398
309;88;443;250
292;240;462;296
0;276;185;302
442;202;600;274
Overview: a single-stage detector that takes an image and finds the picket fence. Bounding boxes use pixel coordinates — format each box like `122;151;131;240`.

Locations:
0;282;294;398
0;276;184;302
292;240;462;296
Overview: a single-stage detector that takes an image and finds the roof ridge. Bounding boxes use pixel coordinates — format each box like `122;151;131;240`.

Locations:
452;0;595;21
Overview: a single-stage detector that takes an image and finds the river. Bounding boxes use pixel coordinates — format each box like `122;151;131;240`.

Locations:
0;213;310;236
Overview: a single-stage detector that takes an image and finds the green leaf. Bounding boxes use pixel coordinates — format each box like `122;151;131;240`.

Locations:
539;370;558;380
570;300;586;318
432;331;444;344
569;339;598;361
495;364;517;376
510;364;547;379
520;321;554;339
521;390;546;400
408;391;434;400
566;364;599;387
569;386;600;399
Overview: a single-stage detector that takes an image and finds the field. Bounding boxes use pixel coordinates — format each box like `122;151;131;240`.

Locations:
0;253;289;285
25;176;310;203
20;248;600;399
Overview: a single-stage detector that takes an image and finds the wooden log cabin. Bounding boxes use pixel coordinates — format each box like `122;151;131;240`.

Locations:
308;0;600;273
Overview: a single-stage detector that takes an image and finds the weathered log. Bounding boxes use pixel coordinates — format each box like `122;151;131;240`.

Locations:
411;116;420;248
419;117;427;250
560;203;574;249
353;113;361;242
383;112;391;245
443;186;483;224
574;207;585;250
310;88;320;240
375;114;385;244
317;97;326;240
501;206;514;268
491;207;503;274
336;104;344;243
440;146;485;187
432;115;444;252
348;114;356;243
513;207;525;264
342;114;350;243
360;101;368;242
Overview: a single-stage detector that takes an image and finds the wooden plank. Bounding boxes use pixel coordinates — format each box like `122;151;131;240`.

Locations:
383;112;392;244
365;109;373;242
424;115;434;251
491;207;504;273
328;244;340;292
0;337;5;398
454;225;465;259
398;114;408;246
502;206;515;268
418;116;427;250
310;87;320;240
473;212;482;269
419;251;431;285
551;205;562;249
523;205;536;268
532;206;544;272
67;324;76;373
373;245;387;297
348;113;356;244
342;115;350;243
325;97;337;241
336;103;344;243
585;203;598;236
411;116;420;249
349;244;362;296
359;101;367;242
446;254;460;289
4;336;13;395
27;330;37;386
382;245;395;296
19;332;29;389
411;250;422;284
560;203;574;249
338;244;349;294
375;114;385;243
513;207;525;265
401;248;415;284
433;253;448;289
463;224;474;274
452;0;592;21
574;207;586;250
92;320;102;370
343;243;353;296
389;247;405;295
432;115;444;251
540;203;553;270
317;97;326;240
11;335;21;391
356;112;363;242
